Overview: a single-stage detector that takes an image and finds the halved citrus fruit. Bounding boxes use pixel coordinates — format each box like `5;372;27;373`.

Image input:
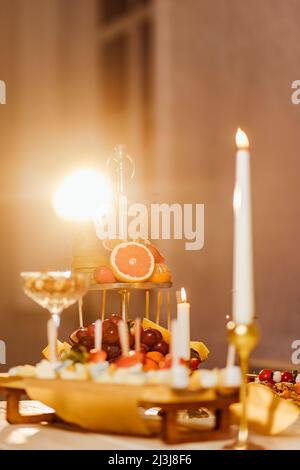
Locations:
110;242;155;282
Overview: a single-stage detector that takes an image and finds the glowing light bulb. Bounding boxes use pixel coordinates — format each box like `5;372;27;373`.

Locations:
53;168;112;221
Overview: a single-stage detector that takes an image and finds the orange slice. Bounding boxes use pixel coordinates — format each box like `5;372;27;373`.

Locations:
110;242;155;283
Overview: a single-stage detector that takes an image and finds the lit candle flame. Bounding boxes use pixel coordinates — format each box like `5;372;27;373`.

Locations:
235;128;249;150
181;287;187;303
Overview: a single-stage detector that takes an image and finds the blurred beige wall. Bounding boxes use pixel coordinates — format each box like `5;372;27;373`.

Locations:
0;0;300;369
153;0;300;368
0;0;103;367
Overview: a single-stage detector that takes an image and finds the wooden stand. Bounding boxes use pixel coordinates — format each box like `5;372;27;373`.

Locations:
140;393;237;444
5;388;56;425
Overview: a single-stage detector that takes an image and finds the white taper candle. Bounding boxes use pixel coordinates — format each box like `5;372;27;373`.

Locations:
233;128;254;325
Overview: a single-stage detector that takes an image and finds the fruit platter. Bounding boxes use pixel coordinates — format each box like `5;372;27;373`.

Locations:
1;313;237;441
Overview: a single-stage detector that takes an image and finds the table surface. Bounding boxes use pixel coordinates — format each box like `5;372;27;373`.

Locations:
1;401;300;450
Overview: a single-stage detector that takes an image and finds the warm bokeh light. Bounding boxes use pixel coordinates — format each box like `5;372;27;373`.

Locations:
181;287;187;302
52;168;112;221
235;128;249;150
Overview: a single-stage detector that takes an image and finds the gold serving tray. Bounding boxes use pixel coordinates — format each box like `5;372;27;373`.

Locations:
0;375;236;442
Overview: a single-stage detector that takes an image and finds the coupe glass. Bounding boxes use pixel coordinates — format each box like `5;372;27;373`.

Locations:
20;271;90;327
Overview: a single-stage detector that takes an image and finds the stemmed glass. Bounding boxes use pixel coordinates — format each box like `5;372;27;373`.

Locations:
21;271;90;360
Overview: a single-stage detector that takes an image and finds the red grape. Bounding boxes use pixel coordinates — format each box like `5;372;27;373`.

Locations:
87;322;96;337
102;319;115;330
69;327;88;344
110;314;123;325
140;343;150;353
153;341;169;356
102;321;119;345
79;335;94;351
103;344;120;360
152;329;163;343
141;328;162;347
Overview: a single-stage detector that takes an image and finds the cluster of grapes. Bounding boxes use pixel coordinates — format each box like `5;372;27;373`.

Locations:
69;314;169;362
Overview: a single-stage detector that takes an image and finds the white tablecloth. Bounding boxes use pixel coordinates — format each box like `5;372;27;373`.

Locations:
1;401;300;450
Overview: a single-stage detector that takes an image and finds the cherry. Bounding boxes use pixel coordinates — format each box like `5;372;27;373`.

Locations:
281;371;294;383
258;369;273;382
153;341;169;356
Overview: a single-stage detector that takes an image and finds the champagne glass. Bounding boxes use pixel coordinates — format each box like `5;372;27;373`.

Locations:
20;271;90;360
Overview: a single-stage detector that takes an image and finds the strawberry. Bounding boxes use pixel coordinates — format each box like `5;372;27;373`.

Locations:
89;349;107;363
116;351;144;368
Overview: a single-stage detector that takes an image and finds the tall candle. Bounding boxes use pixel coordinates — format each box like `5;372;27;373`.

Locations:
233;128;254;325
177;288;190;360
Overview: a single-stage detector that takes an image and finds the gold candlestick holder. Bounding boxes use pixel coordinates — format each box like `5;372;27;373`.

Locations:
225;321;262;450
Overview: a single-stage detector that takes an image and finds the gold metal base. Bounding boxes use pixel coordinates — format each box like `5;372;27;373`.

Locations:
225;321;260;450
90;281;172;326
